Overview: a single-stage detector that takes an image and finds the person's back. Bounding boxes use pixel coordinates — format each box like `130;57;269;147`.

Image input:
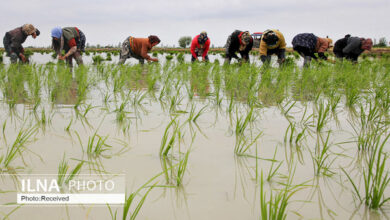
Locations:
333;35;350;54
131;38;152;58
226;30;242;54
7;27;28;51
118;35;160;64
62;28;78;41
61;27;80;51
344;37;364;55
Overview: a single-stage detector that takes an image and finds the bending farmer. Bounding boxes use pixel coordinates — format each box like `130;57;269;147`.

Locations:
3;24;40;63
118;35;160;64
292;33;333;67
51;27;86;67
259;29;286;66
224;30;253;64
333;35;373;63
190;32;210;62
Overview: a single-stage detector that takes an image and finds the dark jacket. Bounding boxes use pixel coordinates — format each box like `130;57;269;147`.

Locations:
225;30;253;60
333;35;350;55
343;37;364;55
292;33;317;53
4;27;28;54
333;36;364;60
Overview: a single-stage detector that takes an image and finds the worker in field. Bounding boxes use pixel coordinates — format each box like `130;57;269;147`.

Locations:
190;32;210;62
292;33;333;67
51;27;86;67
3;24;40;63
224;30;253;64
118;35;160;64
259;29;286;66
333;35;373;63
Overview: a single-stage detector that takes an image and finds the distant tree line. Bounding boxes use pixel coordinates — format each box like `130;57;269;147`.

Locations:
373;37;388;48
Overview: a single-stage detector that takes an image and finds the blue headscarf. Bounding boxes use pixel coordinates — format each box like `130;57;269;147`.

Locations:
51;27;62;38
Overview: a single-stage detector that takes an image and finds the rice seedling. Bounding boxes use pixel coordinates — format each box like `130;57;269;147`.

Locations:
92;55;105;64
176;150;190;186
235;131;262;156
106;52;112;61
159;118;180;157
23;50;33;62
350;102;385;151
51;52;57;59
314;100;331;133
266;148;283;182
259;168;305;220
310;132;335;176
160;139;193;187
284;121;306;146
278;100;296;122
57;154;84;188
176;53;184;63
81;132;113;158
186;104;207;124
131;90;148;114
234;107;263;156
342;132;390;209
0;126;38;169
165;55;174;61
108;171;165;220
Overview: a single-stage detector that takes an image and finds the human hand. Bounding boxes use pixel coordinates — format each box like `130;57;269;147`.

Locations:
19;53;27;63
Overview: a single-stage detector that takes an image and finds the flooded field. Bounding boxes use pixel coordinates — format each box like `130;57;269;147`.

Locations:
0;53;390;219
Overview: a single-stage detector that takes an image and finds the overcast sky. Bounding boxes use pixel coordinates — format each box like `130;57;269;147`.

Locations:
1;0;389;48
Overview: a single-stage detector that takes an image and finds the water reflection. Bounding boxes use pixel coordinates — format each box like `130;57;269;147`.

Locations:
51;80;78;106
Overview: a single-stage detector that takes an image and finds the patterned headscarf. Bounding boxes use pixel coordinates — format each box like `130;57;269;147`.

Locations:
51;27;62;39
22;24;36;35
148;35;161;44
198;31;208;44
361;38;373;51
263;30;279;46
240;31;251;45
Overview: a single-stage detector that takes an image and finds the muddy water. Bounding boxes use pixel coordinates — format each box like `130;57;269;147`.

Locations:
0;62;388;220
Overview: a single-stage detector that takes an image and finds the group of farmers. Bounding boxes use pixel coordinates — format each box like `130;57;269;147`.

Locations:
3;24;373;67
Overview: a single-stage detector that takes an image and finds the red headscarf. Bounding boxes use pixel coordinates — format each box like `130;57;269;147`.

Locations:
361;38;373;51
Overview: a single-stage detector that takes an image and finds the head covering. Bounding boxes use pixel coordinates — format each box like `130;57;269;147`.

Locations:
361;38;373;51
22;24;36;35
148;35;161;44
263;30;279;46
239;31;252;45
326;38;333;47
198;31;208;44
51;27;62;38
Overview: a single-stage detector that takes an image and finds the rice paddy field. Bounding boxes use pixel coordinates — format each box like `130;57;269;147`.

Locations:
1;50;390;219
